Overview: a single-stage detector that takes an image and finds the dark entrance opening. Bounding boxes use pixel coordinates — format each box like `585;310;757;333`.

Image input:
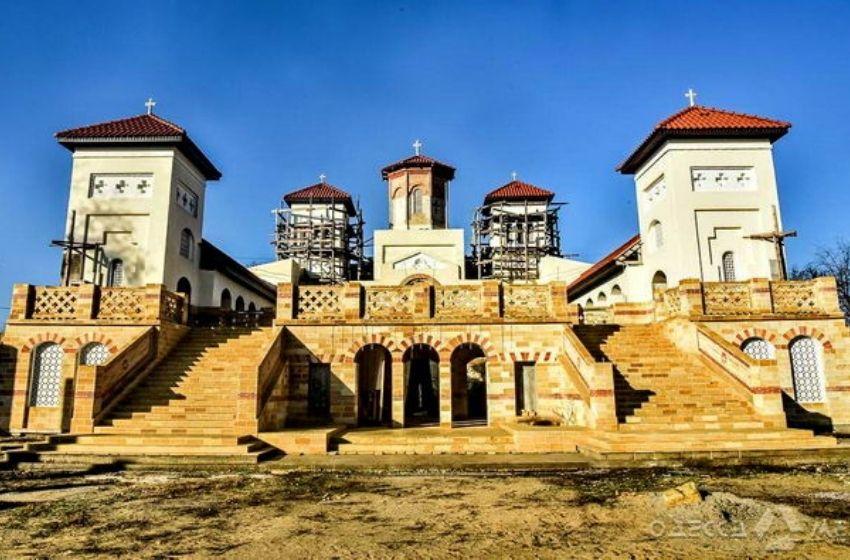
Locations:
451;344;487;425
307;362;331;419
403;344;439;425
514;361;538;416
356;345;392;426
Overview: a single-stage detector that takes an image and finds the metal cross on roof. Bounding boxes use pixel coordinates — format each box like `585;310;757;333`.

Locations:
145;97;156;115
412;139;422;156
685;88;698;107
511;171;518;181
319;173;327;183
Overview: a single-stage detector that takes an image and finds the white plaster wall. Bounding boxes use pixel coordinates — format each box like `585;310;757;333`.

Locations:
373;228;465;284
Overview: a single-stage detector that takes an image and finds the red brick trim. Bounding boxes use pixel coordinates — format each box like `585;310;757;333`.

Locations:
441;333;496;361
21;332;68;353
781;326;834;352
733;327;781;346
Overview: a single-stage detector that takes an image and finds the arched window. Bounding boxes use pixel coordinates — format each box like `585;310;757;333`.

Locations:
789;337;826;403
180;228;195;260
586;298;594;307
611;285;623;303
647;220;663;252
597;292;607;305
108;258;124;286
651;271;668;293
408;187;423;215
741;337;775;361
248;302;257;313
220;288;232;310
176;277;192;305
722;251;736;282
80;342;110;366
235;296;245;312
30;343;63;407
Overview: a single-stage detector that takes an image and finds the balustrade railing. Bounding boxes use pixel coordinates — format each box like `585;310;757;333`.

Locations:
10;284;187;325
655;277;841;319
281;280;573;323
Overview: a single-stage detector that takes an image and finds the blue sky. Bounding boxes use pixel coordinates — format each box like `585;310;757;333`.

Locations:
1;1;850;323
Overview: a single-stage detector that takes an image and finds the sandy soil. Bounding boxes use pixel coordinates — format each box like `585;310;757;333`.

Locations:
1;463;850;558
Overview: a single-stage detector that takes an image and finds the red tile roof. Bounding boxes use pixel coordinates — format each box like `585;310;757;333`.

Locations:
618;106;791;174
55;114;185;139
484;180;554;203
55;113;221;180
381;154;456;180
567;234;641;294
283;182;355;215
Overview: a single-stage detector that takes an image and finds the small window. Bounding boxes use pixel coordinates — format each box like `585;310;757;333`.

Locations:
649;220;663;251
80;342;111;366
180;229;195;260
30;343;63;407
408;187;423;215
235;296;245;312
722;251;736;282
108;259;124;286
741;338;775;361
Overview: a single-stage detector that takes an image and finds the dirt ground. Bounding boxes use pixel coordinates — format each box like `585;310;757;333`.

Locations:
1;463;850;559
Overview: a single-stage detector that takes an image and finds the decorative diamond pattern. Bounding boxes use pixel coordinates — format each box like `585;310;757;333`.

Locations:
703;282;751;315
30;343;63;407
31;288;78;320
298;286;342;319
503;285;548;319
771;281;817;314
80;343;110;366
741;338;775;360
435;286;480;318
98;288;145;321
365;287;415;320
789;337;825;403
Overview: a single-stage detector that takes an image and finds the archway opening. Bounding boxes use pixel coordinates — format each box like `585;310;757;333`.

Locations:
403;344;440;425
355;345;392;426
220;288;232;310
176;277;192;305
450;343;487;425
651;271;668;294
235;296;245;312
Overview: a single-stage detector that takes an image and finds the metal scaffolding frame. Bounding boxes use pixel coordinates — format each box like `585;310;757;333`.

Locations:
272;196;366;283
471;199;565;281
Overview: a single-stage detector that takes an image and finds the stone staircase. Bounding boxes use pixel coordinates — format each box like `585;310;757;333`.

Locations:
21;327;278;468
572;324;837;453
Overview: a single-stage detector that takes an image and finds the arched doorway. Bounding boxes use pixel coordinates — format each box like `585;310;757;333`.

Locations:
651;271;668;293
220;289;232;310
176;277;192;305
450;343;487;425
403;344;440;425
355;345;392;426
235;296;245;312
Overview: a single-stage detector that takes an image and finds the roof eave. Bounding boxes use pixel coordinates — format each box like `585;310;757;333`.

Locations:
56;135;222;181
617;127;790;175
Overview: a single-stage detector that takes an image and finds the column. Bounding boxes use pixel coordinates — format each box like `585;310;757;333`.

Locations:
439;360;452;428
391;355;405;428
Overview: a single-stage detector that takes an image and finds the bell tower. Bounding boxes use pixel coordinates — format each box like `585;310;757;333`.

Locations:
381;140;455;230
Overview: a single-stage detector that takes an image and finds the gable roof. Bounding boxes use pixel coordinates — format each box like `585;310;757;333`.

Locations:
618;106;791;174
381;154;456;180
484;180;554;204
283;182;356;215
55;113;222;180
199;239;276;302
567;234;641;296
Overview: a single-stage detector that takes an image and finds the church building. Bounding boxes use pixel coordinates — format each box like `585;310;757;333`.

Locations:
1;95;849;464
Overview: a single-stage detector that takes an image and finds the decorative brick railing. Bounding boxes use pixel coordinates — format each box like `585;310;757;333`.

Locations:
655;277;842;319
279;280;574;324
9;284;187;325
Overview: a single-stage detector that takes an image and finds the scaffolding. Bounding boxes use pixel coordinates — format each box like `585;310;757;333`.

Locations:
272;197;366;283
471;199;565;281
51;210;111;286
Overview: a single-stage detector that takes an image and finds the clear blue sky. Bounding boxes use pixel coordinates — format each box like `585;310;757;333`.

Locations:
1;1;850;323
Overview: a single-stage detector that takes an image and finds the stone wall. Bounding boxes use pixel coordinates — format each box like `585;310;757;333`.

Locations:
278;323;580;428
706;317;850;433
